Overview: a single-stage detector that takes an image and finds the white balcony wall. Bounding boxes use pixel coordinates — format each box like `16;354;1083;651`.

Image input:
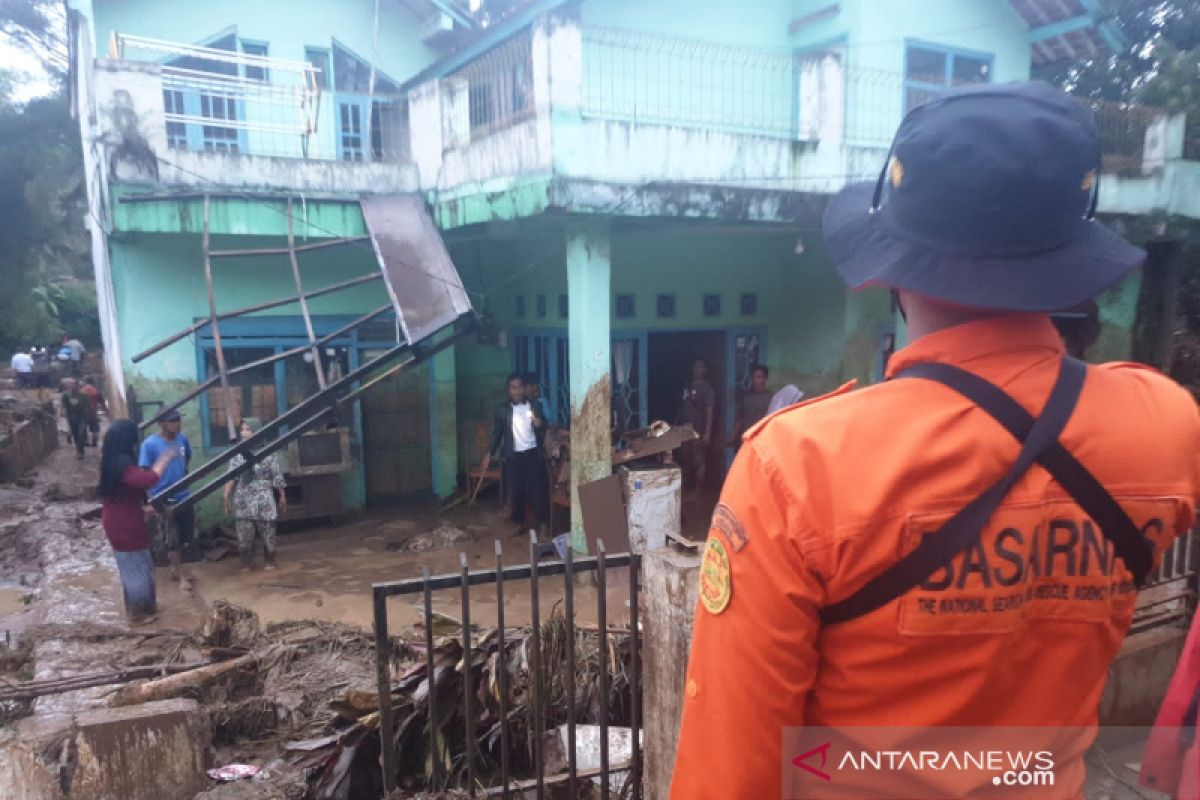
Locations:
90;59;417;194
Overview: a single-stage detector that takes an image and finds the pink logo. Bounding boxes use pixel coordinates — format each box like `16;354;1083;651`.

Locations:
793;742;833;781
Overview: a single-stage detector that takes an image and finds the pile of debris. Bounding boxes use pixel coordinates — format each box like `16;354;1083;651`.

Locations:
300;610;636;799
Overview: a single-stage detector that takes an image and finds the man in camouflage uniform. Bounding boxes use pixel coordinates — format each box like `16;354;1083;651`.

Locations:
223;418;287;571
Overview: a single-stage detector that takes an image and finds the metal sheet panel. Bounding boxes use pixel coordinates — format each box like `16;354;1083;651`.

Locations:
360;194;473;344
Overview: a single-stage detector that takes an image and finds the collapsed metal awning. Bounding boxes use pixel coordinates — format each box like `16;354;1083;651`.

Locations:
133;192;475;513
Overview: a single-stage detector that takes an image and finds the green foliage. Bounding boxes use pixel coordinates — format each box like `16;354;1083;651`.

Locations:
1036;0;1200;154
0;80;95;353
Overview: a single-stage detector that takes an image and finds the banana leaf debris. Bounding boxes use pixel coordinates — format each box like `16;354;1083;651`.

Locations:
299;605;638;799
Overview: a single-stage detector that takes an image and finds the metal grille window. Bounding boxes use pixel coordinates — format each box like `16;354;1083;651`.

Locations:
740;293;758;316
616;294;636;320
163;89;187;149
452;31;534;138
339;102;364;162
200;93;240;153
371;99;409;163
703;294;722;318
903;42;991;113
656;294;675;319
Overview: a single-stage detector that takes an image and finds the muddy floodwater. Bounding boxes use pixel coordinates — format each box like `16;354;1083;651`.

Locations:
179;510;637;634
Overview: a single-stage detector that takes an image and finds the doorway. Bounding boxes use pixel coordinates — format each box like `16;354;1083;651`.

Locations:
647;331;726;494
360;351;432;505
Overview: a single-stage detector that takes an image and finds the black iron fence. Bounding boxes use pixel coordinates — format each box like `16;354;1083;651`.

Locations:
372;537;643;798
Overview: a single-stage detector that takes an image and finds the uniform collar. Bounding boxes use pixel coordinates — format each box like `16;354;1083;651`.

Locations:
885;314;1064;379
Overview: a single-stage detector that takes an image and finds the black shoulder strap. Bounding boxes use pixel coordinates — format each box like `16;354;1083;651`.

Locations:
822;358;1152;626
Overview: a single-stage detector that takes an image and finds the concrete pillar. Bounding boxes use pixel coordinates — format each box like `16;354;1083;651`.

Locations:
643;549;701;800
429;333;458;498
567;222;612;550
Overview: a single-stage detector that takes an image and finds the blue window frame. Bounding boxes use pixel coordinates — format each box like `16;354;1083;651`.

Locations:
515;295;527;319
656;294;676;319
163;89;187;149
331;40;403;163
512;329;570;426
740;292;758;316
703;293;722;318
240;40;269;82
305;47;330;90
615;294;636;319
195;315;369;451
903;40;992;113
536;294;547;319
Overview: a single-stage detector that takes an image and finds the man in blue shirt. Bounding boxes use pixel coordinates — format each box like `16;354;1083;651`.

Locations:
139;410;194;590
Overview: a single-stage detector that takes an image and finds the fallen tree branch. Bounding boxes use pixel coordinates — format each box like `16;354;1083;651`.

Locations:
0;661;210;702
109;645;293;708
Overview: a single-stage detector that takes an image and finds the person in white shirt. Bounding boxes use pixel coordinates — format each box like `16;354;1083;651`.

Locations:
490;374;549;535
10;348;34;389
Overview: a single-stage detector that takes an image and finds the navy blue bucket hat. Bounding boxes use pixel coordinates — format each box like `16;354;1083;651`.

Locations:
823;81;1145;312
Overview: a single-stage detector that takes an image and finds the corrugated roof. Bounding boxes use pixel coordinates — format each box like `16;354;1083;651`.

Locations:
1008;0;1114;64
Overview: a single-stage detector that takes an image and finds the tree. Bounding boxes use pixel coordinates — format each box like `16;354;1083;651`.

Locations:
0;78;96;353
0;0;68;77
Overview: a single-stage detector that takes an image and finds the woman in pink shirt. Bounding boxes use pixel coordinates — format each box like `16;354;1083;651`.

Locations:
98;420;178;625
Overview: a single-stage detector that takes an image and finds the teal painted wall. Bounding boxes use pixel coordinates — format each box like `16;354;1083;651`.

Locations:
857;0;1028;77
448;223;856;462
581;0;794;48
110;233;390;382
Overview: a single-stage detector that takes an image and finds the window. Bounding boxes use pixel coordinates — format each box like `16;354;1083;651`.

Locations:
339;102;364;161
558;294;568;319
456;33;534;137
536;294;547;319
703;294;722;318
616;294;636;320
515;295;527;319
741;293;758;316
656;294;675;319
333;41;398;94
203;347;275;447
305;48;330;90
241;41;268;81
904;43;991;112
371;100;409;162
163;89;187;150
200;93;240;153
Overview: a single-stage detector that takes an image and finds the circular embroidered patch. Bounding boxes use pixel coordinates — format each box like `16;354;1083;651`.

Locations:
699;537;732;615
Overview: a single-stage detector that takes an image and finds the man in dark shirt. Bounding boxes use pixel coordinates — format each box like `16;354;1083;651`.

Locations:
60;379;89;460
731;365;772;448
490;374;549;535
676;357;716;496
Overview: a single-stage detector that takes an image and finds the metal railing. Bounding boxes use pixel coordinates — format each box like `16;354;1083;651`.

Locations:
449;29;536;140
372;537;642;797
582;26;794;138
111;32;324;160
1082;98;1171;176
1132;528;1198;634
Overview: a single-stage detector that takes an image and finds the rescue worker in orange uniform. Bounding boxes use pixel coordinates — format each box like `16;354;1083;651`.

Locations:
670;82;1200;800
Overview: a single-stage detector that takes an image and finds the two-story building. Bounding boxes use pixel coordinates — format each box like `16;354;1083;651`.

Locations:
68;0;1200;538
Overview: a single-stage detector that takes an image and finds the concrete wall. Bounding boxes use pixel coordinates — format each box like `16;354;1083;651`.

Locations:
0;410;59;482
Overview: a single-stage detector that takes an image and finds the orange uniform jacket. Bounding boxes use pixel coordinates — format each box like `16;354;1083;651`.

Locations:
670;315;1200;799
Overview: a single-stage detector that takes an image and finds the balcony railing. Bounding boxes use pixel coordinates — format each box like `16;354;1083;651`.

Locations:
109;33;410;164
582;26;795;139
1082;98;1173;176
